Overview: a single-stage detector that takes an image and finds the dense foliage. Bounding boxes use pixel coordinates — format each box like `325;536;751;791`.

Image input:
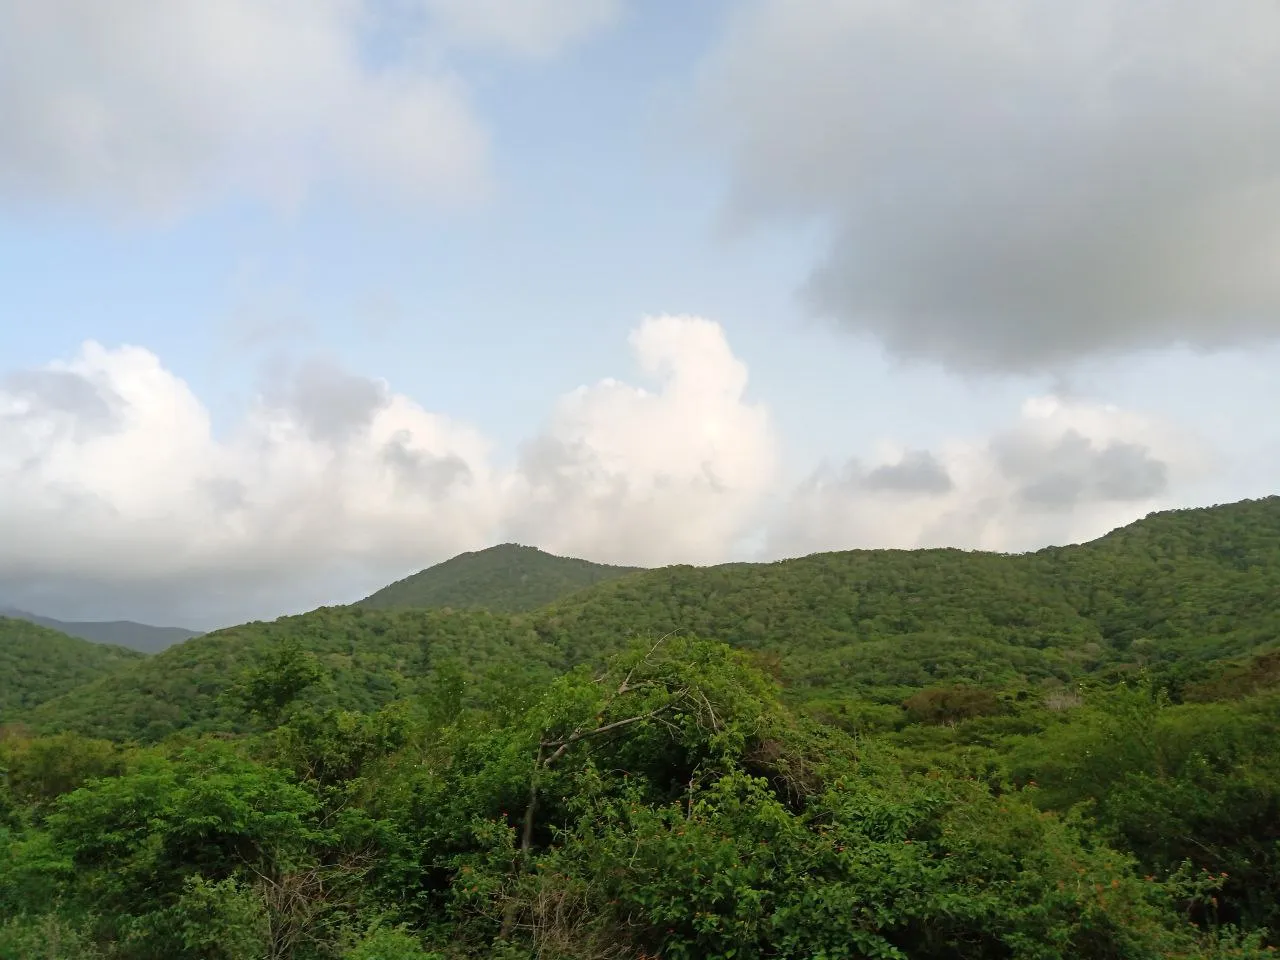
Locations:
2;496;1278;956
0;618;146;720
24;608;562;743
25;498;1280;745
0;608;199;653
542;497;1280;699
360;544;644;614
4;638;1273;958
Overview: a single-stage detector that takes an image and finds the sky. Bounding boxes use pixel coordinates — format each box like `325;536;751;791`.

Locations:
2;0;1279;629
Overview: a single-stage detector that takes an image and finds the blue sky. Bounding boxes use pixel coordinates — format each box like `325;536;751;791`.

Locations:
2;0;1279;628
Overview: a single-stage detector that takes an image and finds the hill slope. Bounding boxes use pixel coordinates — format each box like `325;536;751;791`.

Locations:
359;542;644;613
25;606;560;741
0;607;200;653
537;496;1280;698
0;617;147;719
28;497;1280;741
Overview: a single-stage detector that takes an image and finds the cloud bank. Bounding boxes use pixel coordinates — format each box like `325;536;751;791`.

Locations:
698;0;1280;371
0;317;774;624
1;317;1208;626
770;394;1202;558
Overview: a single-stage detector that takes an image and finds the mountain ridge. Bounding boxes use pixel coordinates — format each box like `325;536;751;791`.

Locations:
24;495;1279;742
359;541;645;613
0;606;201;654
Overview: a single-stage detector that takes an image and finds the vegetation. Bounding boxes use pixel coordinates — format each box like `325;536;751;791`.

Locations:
24;608;562;743
32;498;1278;746
0;607;200;653
5;639;1273;959
1;496;1278;956
0;618;146;719
359;544;643;614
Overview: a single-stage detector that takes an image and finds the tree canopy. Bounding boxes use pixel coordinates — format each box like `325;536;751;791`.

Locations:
0;618;146;720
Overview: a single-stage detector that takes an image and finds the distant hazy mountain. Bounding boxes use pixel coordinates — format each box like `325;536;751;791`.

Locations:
0;607;200;654
359;543;645;613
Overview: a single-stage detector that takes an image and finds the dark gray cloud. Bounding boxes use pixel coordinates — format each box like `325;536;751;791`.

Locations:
1;369;122;436
811;450;955;498
863;450;954;495
287;361;388;444
382;431;473;498
700;0;1280;371
1093;442;1170;502
993;429;1168;509
514;435;631;507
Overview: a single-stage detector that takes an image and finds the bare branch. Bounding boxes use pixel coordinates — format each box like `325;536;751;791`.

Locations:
618;632;676;694
540;701;681;768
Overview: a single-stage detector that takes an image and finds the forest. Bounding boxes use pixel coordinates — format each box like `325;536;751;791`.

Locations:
0;496;1277;959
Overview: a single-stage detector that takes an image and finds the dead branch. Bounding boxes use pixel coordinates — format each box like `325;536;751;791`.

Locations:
617;632;676;694
540;701;683;768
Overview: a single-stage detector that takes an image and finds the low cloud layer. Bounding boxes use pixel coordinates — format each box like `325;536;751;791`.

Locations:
0;0;619;215
0;317;774;625
698;0;1280;371
0;342;502;623
2;317;1214;627
770;395;1201;558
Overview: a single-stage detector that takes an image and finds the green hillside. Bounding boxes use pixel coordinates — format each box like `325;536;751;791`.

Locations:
359;542;644;613
23;606;563;742
26;497;1280;743
537;496;1280;702
5;497;1279;956
0;617;147;719
0;607;200;653
1044;494;1280;663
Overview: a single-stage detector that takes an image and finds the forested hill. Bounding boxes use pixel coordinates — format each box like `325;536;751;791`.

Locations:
1038;494;1280;662
536;495;1280;696
1068;493;1280;563
0;617;147;718
24;607;560;742
6;497;1280;956
0;607;200;653
359;542;644;613
24;496;1279;742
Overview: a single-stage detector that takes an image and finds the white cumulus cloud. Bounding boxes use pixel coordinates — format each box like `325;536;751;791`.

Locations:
769;394;1206;558
0;315;775;625
505;315;778;565
0;316;1228;627
0;343;500;622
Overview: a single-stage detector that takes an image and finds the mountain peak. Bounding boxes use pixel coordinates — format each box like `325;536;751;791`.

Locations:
359;543;645;613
